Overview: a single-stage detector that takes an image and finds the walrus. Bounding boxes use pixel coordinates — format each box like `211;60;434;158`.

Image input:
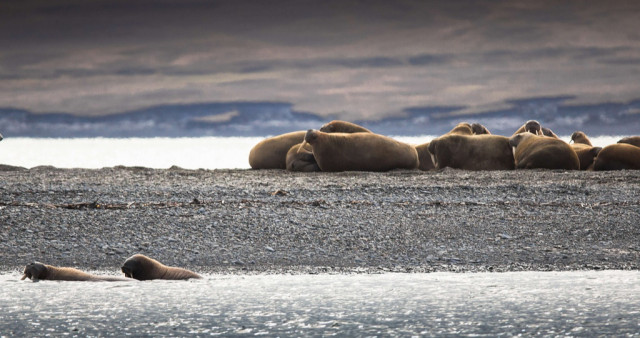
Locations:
471;123;491;135
248;131;306;169
21;262;132;282
617;136;640;148
285;142;320;172
302;129;418;172
415;122;489;171
0;132;3;141
570;131;593;146
512;120;558;138
427;134;515;170
121;254;201;281
571;143;602;170
509;133;579;170
593;143;640;170
319;120;372;134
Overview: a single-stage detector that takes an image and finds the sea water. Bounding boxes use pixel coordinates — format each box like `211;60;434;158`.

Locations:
1;271;639;336
0;135;624;169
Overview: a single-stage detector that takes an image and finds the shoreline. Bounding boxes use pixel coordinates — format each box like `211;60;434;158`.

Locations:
1;166;639;274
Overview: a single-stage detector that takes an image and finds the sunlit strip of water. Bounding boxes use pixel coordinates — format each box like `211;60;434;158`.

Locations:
0;271;638;336
0;135;626;169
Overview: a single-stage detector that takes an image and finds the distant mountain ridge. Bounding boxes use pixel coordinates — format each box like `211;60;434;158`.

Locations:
1;97;638;138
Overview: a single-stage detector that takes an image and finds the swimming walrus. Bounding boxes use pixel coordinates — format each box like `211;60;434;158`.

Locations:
302;129;418;172
570;131;593;146
512;120;558;138
21;262;132;282
617;136;640;148
509;133;579;170
415;122;491;171
249;131;306;169
121;254;201;281
593;143;640;170
319;120;372;134
285;142;320;172
427;134;515;170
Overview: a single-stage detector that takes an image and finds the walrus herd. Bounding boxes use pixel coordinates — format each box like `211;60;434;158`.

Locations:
21;254;201;282
250;120;640;171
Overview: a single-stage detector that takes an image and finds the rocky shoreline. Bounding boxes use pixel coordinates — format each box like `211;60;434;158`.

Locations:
1;165;639;275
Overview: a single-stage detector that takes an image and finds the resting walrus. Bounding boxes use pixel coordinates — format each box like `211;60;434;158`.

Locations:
248;131;306;169
512;120;558;138
21;262;131;282
427;134;515;170
509;133;579;170
285;142;320;172
593;143;640;170
121;254;201;281
302;129;418;172
415;122;491;171
319;120;372;134
617;136;640;148
570;131;593;146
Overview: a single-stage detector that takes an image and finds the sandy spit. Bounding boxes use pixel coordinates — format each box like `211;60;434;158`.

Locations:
1;165;639;274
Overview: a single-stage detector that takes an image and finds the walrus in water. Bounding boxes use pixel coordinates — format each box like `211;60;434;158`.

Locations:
512;120;558;138
285;142;320;172
617;136;640;148
21;262;132;282
593;143;640;170
509;133;579;170
570;131;593;146
427;134;515;170
121;254;201;281
302;129;418;172
319;120;372;134
249;131;306;169
415;122;490;171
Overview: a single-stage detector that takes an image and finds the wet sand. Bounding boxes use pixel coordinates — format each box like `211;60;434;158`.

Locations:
1;166;639;274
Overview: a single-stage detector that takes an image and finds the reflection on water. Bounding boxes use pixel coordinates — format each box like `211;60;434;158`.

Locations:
0;135;624;169
1;271;639;336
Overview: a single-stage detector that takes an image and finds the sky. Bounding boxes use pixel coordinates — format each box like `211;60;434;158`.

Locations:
1;0;640;121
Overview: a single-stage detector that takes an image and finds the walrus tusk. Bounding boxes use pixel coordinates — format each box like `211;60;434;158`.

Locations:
20;274;27;280
297;140;308;154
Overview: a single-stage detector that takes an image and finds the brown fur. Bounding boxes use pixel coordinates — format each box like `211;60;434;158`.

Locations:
427;134;515;170
509;133;579;170
248;131;306;169
21;262;131;282
512;120;558;138
285;142;320;172
471;123;491;135
593;144;640;170
571;143;601;170
414;122;489;171
304;130;418;172
617;136;640;148
319;120;372;134
415;143;435;171
121;254;201;281
570;131;592;146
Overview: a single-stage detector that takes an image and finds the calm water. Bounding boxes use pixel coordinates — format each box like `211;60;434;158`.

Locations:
1;271;639;336
0;135;624;169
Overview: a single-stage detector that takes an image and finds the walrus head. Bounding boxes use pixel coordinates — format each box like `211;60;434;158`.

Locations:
21;262;48;281
524;120;543;135
319;122;335;133
471;123;491;135
304;129;319;145
570;131;592;145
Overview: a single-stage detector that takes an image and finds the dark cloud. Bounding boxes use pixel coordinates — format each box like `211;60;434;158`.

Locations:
1;0;640;119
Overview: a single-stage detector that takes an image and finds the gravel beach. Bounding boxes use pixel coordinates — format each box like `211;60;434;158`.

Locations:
1;166;639;274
